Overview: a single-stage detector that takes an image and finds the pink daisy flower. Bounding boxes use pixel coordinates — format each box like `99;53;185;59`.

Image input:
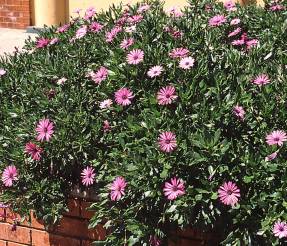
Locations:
2;165;18;187
228;27;241;37
120;38;134;50
273;221;287;238
231;39;245;46
266;130;287;146
169;48;189;59
158;131;177;153
157;86;177;105
147;65;164;78
103;120;111;132
105;26;122;43
73;8;82;14
218;181;240;206
127;49;144;65
49;38;59;45
179;56;195;70
149;235;161;246
246;39;259;49
163;177;185;200
93;67;108;84
115;88;134;106
233;105;245;120
116;14;129;26
127;14;143;24
265;151;278;162
35;119;54;142
167;6;184;18
99;99;113;109
208;15;226;27
224;1;237;11
124;25;136;33
0;68;6;76
56;77;67;85
110;176;127;201
56;24;70;33
137;4;150;13
230;18;240;25
171;30;184;39
252;74;270;86
89;22;103;33
75;25;88;39
36;38;50;48
270;4;285;11
25;142;43;161
84;6;96;20
81;166;96;186
240;32;248;42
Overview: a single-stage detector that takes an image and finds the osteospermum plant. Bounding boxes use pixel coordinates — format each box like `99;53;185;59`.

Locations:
0;0;286;245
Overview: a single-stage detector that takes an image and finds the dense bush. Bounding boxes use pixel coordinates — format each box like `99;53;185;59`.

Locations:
0;0;286;245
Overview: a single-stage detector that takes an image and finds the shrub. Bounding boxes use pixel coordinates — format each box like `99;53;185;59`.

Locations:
0;0;286;245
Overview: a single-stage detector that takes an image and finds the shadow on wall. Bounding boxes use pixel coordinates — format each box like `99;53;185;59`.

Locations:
30;0;68;27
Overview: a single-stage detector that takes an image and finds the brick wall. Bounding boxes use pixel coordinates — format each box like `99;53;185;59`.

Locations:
0;199;106;246
0;0;31;29
0;198;220;246
168;227;221;246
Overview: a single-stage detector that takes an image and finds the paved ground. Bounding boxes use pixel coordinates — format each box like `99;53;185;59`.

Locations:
0;28;37;56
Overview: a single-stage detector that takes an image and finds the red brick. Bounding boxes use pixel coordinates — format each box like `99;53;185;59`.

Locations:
20;5;29;11
30;211;45;230
53;217;105;240
21;0;30;4
17;17;29;25
81;202;93;219
81;240;94;246
0;208;6;223
7;242;27;246
0;23;8;28
63;199;80;217
0;0;30;28
31;230;80;246
6;22;14;28
14;23;26;29
0;12;9;17
0;223;31;244
0;240;7;246
168;238;205;246
5;209;29;227
6;0;21;5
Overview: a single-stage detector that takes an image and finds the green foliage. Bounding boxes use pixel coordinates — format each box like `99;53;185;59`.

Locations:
0;0;286;245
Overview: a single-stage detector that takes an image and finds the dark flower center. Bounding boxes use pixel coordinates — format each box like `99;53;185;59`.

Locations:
227;190;233;195
172;186;178;192
165;94;171;98
274;137;280;141
122;95;127;100
165;139;171;144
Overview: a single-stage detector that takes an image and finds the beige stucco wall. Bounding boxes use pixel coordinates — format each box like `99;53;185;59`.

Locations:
31;0;67;27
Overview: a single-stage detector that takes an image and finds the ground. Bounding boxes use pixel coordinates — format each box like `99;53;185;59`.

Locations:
0;28;37;55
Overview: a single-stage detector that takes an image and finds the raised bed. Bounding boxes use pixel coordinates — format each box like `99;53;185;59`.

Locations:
0;198;105;246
